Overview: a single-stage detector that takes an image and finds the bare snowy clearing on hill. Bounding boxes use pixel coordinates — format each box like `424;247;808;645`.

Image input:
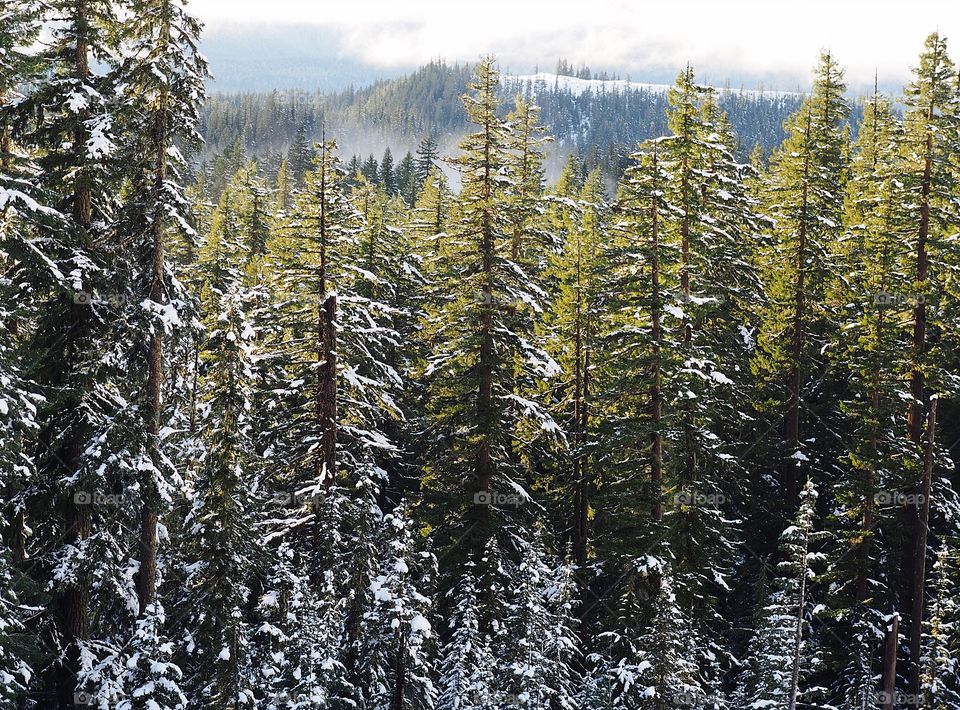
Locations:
505;72;805;98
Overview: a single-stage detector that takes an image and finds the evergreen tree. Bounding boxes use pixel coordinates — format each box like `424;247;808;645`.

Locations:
543;162;607;571
419;57;560;549
287;122;315;188
178;232;261;707
821;85;913;707
396;150;418;206
118;604;188;710
600;138;681;532
436;565;500;710
264;138;401;501
380;147;397;195
115;8;208;706
897;34;960;696
19;0;133;702
752;51;849;504
735;480;824;710
502;533;579;710
363;510;437;710
921;545;960;709
415;134;441;191
632;573;711;709
363;154;381;185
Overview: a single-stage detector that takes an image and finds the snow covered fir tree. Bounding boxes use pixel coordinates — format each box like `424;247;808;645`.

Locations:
2;0;960;706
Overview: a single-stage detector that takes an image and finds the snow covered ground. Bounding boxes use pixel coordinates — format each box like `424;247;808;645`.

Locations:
504;72;804;98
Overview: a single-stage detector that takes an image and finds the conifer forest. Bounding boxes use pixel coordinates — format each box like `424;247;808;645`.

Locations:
2;1;960;708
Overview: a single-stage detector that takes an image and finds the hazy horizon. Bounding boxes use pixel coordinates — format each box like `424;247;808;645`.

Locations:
195;0;958;93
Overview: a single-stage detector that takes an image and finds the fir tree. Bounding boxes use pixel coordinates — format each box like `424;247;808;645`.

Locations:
19;0;133;701
921;544;960;709
363;510;437;710
179;240;261;707
415;134;441;192
735;480;824;710
396;150;418;206
380;147;396;195
115;10;208;703
419;57;560;549
436;565;500;710
752;51;849;504
543;162;607;572
287;122;315;188
898;34;960;697
363;154;381;185
821;85;913;707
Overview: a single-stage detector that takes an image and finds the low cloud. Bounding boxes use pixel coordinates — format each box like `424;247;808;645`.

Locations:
197;0;956;91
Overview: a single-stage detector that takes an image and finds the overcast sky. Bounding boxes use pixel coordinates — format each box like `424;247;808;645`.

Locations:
192;0;959;89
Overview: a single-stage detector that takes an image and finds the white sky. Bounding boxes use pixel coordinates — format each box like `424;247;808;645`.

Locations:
192;0;960;88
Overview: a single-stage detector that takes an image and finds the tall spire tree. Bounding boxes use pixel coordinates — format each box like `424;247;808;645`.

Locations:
20;0;129;702
897;35;959;698
117;0;208;622
752;51;849;505
419;57;559;550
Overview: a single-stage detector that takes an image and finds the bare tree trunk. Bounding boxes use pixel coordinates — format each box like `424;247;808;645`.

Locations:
880;613;899;710
908;398;937;706
313;139;338;490
390;627;407;710
319;292;338;483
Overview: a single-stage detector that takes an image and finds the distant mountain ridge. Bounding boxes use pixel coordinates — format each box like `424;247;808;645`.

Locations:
199;60;860;182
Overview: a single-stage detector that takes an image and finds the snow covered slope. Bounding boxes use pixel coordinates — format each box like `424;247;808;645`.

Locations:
504;72;803;98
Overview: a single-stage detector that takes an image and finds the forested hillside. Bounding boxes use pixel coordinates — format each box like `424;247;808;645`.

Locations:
1;1;959;708
199;59;833;186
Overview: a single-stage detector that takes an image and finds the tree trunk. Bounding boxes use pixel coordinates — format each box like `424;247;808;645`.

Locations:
680;137;696;490
314;140;337;490
57;427;92;709
319;291;338;484
880;613;899;710
572;237;588;565
901;53;939;686
855;385;879;603
784;109;812;505
55;7;93;703
474;88;496;519
649;147;663;522
136;69;170;617
908;397;937;705
390;628;407;710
